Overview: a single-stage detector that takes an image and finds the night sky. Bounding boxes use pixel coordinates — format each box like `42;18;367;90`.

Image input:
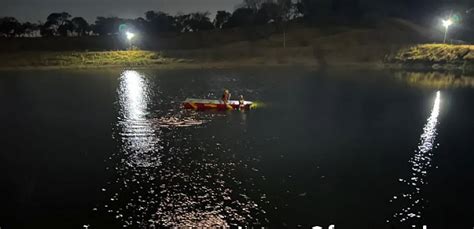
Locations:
2;0;473;25
1;0;242;22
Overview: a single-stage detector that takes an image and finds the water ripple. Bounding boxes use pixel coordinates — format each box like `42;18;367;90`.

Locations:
94;70;264;228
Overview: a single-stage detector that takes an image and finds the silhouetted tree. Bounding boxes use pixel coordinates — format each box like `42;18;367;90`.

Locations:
93;17;123;36
144;11;176;33
40;24;54;37
49;12;71;25
187;12;214;32
14;22;26;36
296;0;331;24
174;14;191;32
224;8;256;28
174;12;214;32
58;20;73;36
214;11;231;29
42;12;72;36
243;0;264;10
71;17;89;36
276;0;299;47
0;17;22;37
21;22;39;37
255;2;281;24
3;0;450;40
278;0;299;21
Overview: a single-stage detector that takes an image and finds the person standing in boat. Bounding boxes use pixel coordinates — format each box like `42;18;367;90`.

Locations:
221;89;231;104
238;95;245;110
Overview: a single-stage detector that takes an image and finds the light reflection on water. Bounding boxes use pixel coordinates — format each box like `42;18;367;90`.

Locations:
97;70;264;228
389;91;441;225
396;72;474;88
118;70;161;168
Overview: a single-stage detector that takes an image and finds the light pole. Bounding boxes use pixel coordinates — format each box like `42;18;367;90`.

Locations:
442;18;453;43
126;31;135;49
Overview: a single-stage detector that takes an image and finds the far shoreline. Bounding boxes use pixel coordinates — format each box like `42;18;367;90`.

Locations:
1;44;474;74
0;50;385;71
0;61;386;71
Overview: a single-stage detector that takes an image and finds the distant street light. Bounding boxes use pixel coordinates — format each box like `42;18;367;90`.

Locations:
126;31;135;49
441;18;453;43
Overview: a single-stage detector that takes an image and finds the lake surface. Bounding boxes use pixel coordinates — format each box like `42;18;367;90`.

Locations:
0;67;473;228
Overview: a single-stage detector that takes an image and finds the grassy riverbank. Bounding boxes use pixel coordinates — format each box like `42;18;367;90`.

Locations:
0;18;430;70
5;44;474;71
386;44;474;72
0;51;178;69
0;48;386;70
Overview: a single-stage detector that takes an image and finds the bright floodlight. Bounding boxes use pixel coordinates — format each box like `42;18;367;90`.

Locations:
441;18;453;43
126;31;135;41
442;19;453;28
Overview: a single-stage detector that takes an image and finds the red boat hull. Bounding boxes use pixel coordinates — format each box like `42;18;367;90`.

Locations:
182;98;254;110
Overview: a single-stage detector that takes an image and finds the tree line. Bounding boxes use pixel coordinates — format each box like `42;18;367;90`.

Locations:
0;0;297;38
0;0;458;38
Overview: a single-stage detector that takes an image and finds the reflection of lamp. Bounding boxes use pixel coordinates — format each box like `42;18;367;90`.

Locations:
118;70;159;168
441;18;453;43
120;70;148;120
388;91;441;224
126;31;135;49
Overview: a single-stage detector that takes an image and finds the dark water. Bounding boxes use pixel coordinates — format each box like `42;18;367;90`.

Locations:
0;68;473;229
